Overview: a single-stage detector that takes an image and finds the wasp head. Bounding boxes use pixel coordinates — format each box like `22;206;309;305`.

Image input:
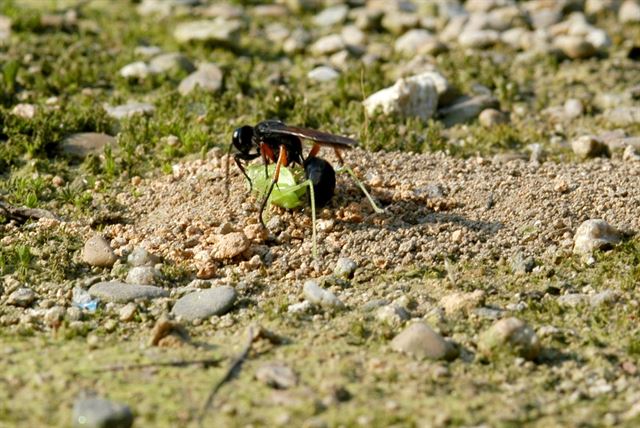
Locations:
232;125;255;154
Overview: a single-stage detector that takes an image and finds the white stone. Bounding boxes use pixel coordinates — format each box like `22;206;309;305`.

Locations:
363;72;439;120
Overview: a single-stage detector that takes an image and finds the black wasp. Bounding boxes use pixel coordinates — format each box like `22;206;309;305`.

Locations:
226;119;357;226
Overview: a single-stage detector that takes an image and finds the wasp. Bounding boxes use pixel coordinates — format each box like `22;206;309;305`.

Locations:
226;120;359;226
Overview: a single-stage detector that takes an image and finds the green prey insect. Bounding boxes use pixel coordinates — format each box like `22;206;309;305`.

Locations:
246;163;384;259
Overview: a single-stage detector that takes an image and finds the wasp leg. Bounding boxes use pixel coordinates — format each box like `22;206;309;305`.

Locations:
258;145;288;227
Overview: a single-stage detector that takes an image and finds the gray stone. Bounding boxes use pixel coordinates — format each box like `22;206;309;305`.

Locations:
479;108;508;128
283;28;311;54
458;29;500;48
439;95;499;126
89;281;168;303
334;257;357;279
134;45;162;57
171;286;237;321
440;290;485;315
558;293;589;307
12;103;37;119
125;266;159;285
573;219;621;256
477;317;540;360
307;66;339;82
309;34;345;56
375;304;410;326
255;362;298;389
620;0;640;23
174;19;242;46
341;25;366;46
119;61;151;79
7;288;36;307
571;135;610;159
178;63;223;95
511;252;535;275
303;280;344;309
72;397;133;428
313;4;348;27
149;52;195;74
473;307;505;319
564;98;584;119
127;247;160;267
0;15;11;43
590;290;619;307
82;235;117;268
555;35;597;59
62;133;115;158
363;72;439;121
394;29;439;56
390;322;458;361
119;303;137;322
104;102;155;120
604;107;640;127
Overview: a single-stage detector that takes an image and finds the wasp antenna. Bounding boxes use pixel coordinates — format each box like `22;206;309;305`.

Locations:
339;166;385;214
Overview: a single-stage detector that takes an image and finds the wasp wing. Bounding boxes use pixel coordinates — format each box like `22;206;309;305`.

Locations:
255;120;357;149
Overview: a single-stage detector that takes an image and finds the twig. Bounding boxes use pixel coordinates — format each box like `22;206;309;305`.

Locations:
81;358;221;374
198;326;257;427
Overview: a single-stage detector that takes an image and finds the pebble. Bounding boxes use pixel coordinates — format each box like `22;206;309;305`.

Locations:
148;52;194;74
11;103;37;119
571;135;609;158
458;29;500;48
7;288;36;307
309;34;345;56
119;303;137;322
590;290;619;307
363;72;439;121
173;18;242;46
439;95;499;127
313;4;348;27
119;61;151;79
88;281;168;303
0;15;10;42
334;257;357;279
283;28;311;54
381;11;420;35
564;98;584;119
44;306;65;327
104;102;155;120
178;63;223;96
619;0;640;23
125;266;159;285
307;66;340;82
211;232;249;259
287;300;313;314
557;293;589;307
555;35;597;59
375;304;410;326
61;133;115;158
72;397;133;428
134;45;162;57
171;286;237;321
478;108;508;127
303;280;344;309
604;107;640;127
623;145;640;162
127;247;159;267
477;317;540;360
390;322;458;361
340;25;366;46
394;29;439;56
440;290;485;315
511;252;535;274
573;219;621;256
255;362;298;389
82;235;117;268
